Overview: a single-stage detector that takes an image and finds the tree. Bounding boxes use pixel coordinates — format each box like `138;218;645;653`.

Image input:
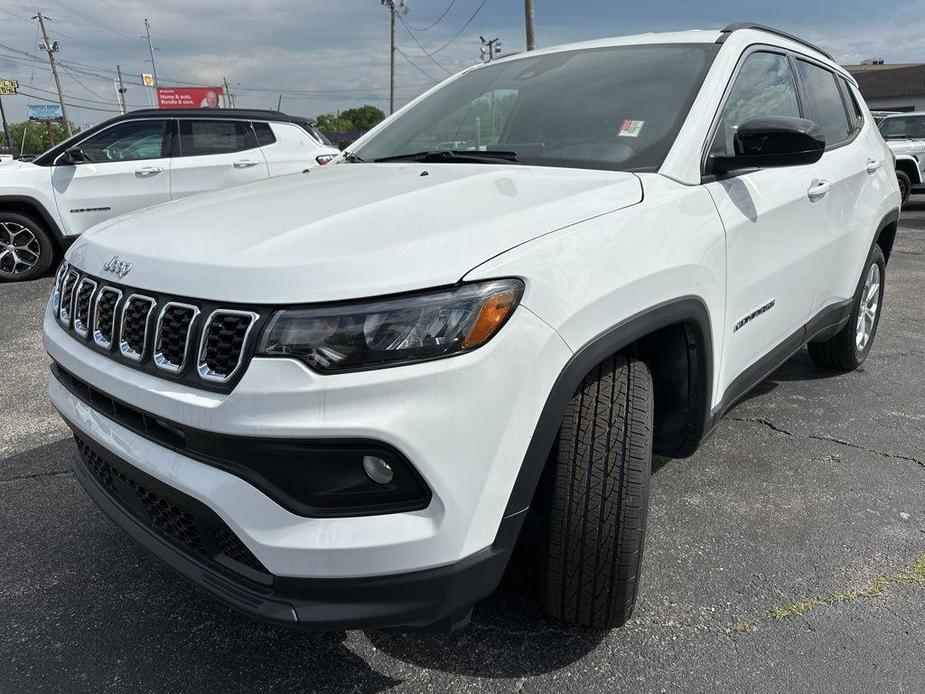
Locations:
339;105;385;131
314;113;355;133
313;105;385;133
7;120;77;157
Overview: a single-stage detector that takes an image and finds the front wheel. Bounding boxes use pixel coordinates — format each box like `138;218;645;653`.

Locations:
808;244;885;371
538;355;653;629
0;213;55;282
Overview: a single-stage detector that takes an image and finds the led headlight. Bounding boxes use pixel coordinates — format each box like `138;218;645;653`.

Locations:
256;279;524;373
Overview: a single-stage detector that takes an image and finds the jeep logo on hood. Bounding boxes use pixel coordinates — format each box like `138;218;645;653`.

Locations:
102;255;133;279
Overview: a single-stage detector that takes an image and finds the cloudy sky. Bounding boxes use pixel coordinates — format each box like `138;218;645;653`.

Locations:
1;0;925;129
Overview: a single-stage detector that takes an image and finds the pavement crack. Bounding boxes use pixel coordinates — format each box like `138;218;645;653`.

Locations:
729;416;793;436
809;434;925;468
0;469;70;484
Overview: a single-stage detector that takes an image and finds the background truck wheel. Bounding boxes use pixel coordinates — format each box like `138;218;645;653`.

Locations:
538;355;654;629
808;244;886;371
0;212;55;282
896;171;911;207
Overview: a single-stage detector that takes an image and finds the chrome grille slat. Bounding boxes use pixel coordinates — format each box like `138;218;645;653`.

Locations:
58;269;79;326
92;287;123;349
72;278;98;339
197;310;259;383
153;302;200;373
51;262;69;314
119;294;156;362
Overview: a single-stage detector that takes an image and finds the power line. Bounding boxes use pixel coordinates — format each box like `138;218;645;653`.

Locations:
403;0;456;31
398;14;453;75
394;47;440;83
417;0;487;57
48;0;144;44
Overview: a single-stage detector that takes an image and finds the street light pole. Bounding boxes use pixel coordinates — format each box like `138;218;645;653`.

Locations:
33;12;72;136
115;64;127;114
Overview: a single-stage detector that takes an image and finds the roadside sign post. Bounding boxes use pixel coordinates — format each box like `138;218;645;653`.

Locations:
0;79;18;150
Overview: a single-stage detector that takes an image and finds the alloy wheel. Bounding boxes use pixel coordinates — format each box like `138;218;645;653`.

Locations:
855;263;880;352
0;221;41;277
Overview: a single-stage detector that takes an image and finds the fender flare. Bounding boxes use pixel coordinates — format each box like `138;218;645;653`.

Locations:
502;296;713;517
0;195;66;245
892;155;922;184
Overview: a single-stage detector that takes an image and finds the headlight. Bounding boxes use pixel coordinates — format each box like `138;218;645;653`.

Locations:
256;279;524;373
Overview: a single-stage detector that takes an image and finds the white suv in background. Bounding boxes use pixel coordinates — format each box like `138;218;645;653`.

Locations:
879;112;925;205
0;109;340;281
44;24;899;632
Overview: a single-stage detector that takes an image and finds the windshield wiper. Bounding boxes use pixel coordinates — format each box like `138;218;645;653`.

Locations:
373;149;518;164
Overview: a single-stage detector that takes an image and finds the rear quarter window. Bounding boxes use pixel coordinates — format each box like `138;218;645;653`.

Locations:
252;121;277;146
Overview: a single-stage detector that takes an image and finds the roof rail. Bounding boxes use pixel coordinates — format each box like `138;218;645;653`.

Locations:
716;22;835;62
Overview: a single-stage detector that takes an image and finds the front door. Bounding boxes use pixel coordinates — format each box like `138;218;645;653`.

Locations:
703;50;830;402
51;118;172;235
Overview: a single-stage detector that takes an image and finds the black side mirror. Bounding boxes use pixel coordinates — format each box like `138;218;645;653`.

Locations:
711;117;825;176
60;146;85;165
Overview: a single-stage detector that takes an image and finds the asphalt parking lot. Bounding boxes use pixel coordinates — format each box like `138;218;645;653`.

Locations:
2;207;924;694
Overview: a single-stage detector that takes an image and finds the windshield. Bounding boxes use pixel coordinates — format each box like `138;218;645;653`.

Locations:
353;43;718;172
879;115;925;139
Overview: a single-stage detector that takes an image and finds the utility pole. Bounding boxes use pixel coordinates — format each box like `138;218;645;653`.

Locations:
33;12;71;136
276;94;283;111
524;0;535;51
0;96;11;150
115;64;127;114
381;0;407;115
144;19;159;89
222;77;233;108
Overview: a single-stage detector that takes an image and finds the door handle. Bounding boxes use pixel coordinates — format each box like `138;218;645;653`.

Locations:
233;160;260;169
807;179;832;201
866;158;882;174
134;166;163;177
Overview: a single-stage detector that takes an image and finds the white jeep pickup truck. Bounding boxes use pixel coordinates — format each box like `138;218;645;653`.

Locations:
44;24;900;631
0;109;339;282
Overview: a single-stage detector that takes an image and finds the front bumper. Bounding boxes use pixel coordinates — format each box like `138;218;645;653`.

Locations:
69;428;524;629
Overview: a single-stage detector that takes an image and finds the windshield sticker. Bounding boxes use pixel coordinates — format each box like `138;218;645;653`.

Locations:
619;119;645;137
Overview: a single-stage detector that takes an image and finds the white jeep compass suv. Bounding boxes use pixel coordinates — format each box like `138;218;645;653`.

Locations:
0;109;339;282
44;24;900;631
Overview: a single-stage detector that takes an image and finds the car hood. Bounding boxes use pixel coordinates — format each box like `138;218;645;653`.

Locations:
69;163;642;304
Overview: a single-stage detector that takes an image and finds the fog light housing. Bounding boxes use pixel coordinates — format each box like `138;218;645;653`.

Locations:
363;455;394;485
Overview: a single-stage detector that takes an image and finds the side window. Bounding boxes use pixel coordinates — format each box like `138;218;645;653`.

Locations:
177;120;257;157
252;121;277;147
710;52;800;157
77;120;168;163
838;77;864;133
795;60;852;147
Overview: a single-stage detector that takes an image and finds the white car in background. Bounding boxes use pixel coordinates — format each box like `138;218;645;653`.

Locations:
0;109;340;281
878;112;925;205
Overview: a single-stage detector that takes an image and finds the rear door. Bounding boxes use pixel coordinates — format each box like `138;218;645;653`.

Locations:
703;50;830;398
793;61;884;311
51;118;172;234
168;119;269;200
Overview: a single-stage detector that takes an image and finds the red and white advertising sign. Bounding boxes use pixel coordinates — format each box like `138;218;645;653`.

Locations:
156;86;224;109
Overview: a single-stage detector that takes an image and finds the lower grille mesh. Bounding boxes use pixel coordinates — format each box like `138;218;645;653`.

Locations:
74;434;272;587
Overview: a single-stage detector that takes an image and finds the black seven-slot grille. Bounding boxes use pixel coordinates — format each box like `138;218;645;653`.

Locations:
54;264;262;392
73;433;272;587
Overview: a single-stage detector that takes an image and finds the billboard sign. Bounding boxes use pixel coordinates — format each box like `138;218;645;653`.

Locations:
27;104;63;121
156;86;224;109
142;73;155;87
0;79;18;96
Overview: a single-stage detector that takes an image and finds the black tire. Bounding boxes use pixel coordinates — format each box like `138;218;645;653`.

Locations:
0;212;56;282
896;171;911;207
538;355;654;629
808;244;886;371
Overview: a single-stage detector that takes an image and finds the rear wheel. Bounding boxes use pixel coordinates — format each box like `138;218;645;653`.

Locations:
808;244;885;371
0;212;55;282
896;171;911;207
538;355;653;629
